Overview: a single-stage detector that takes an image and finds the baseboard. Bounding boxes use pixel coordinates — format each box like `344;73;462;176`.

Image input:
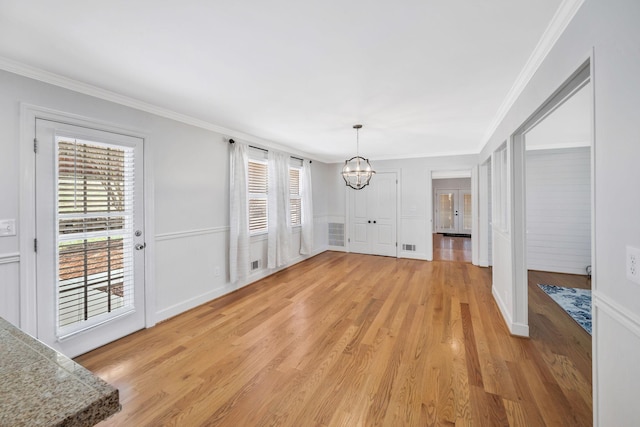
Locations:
492;284;529;337
155;283;234;323
399;251;428;260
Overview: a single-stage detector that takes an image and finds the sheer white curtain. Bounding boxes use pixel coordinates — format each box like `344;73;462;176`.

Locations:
267;150;290;268
229;141;249;283
300;160;314;255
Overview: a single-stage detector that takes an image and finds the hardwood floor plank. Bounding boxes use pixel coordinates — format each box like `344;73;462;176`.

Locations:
75;252;592;426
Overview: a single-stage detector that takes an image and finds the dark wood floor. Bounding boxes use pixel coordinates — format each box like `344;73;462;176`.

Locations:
77;252;592;426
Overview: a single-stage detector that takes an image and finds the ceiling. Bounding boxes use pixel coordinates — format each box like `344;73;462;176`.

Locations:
0;0;564;162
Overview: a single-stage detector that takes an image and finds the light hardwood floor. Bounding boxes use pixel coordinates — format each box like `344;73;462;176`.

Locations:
433;234;472;263
77;252;592;426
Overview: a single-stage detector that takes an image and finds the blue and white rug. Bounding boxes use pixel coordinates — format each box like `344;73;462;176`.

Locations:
537;284;592;335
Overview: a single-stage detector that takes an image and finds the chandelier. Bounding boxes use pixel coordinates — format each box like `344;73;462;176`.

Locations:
341;124;375;190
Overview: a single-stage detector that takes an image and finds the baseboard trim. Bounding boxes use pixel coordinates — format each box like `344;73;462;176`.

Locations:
155;284;235;323
399;251;428;261
492;284;529;337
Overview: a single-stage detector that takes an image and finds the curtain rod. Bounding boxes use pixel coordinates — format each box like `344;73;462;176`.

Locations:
229;139;310;163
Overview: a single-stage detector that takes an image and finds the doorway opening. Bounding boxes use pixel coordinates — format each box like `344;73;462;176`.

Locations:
432;171;472;262
524;81;592;338
508;59;595;336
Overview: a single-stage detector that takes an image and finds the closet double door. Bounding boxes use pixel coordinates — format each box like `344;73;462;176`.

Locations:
349;172;397;257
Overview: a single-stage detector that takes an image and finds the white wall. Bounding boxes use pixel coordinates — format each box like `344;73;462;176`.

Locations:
0;68;331;330
479;0;640;424
526;147;591;274
432;178;471;191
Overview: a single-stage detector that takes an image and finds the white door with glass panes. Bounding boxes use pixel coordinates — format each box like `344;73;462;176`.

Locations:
35;119;146;358
349;172;397;257
435;189;472;235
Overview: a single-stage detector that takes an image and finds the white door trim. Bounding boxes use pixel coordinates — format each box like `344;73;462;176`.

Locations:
19;103;156;335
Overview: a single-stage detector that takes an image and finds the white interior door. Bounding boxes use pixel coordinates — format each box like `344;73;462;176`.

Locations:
349;172;397;256
35;119;146;358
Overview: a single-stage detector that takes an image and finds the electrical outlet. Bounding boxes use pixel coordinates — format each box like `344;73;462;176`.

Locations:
626;246;640;284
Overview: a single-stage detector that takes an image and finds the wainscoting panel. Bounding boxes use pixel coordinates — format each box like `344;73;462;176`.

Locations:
154;228;229;322
0;252;20;326
399;216;427;260
593;291;640;426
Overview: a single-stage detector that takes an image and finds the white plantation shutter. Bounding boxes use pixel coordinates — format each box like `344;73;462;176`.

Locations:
56;138;135;335
289;167;301;226
248;160;268;233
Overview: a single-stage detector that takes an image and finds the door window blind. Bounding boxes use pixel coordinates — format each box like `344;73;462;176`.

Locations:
56;137;135;335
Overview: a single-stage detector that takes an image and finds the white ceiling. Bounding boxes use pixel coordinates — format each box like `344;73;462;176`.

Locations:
0;0;564;162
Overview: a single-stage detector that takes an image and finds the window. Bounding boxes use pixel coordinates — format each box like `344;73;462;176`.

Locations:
248;160;268;234
289;167;301;226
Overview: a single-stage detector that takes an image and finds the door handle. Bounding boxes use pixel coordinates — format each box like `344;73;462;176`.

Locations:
135;243;146;250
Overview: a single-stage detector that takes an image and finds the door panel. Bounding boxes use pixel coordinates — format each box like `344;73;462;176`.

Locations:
377;224;394;245
35;119;145;358
354;223;368;243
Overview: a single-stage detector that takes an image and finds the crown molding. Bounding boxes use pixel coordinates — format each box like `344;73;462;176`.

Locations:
0;56;328;163
479;0;586;149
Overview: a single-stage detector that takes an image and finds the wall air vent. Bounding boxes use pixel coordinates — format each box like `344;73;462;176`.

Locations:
328;223;345;247
402;244;416;252
251;260;261;271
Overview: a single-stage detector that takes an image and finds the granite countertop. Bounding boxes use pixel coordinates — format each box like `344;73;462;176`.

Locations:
0;317;120;427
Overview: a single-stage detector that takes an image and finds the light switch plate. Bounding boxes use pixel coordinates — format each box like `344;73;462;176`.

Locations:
0;219;16;237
